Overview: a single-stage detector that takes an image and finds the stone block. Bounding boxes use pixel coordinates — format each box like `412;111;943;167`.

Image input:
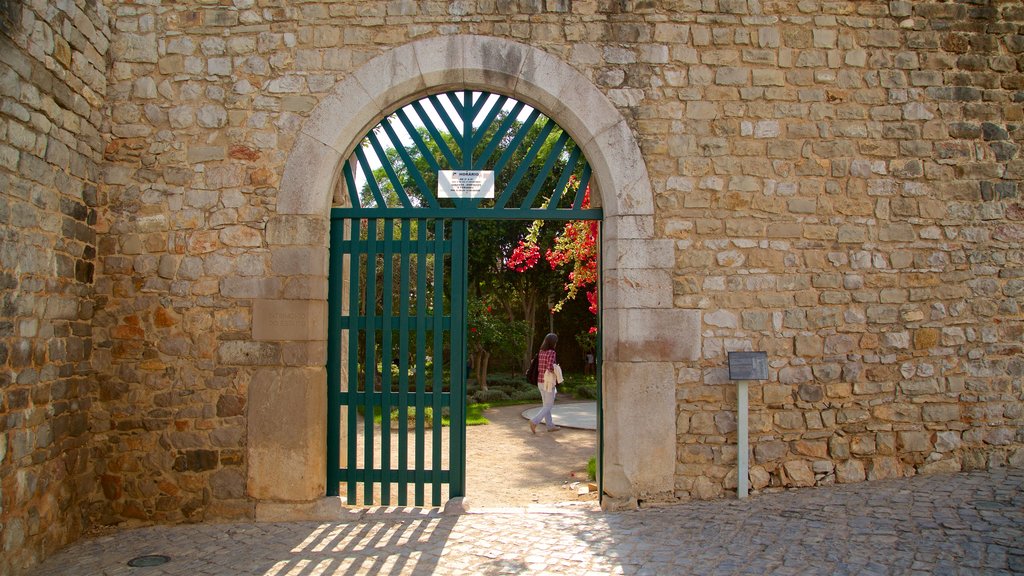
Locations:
704;310;737;328
922;404;959;422
778;366;812;385
271;246;327;276
604;238;674;270
783;460;815;486
835;459;865;483
603;308;700;362
253;299;327;342
266;215;328;246
715;67;749;85
218;341;281;366
248;367;327;501
221;277;283;299
602;268;673;310
111;32;158;63
754;441;787;463
584;118;655;219
278;134;342;216
603;215;653;240
763;384;791;405
603;361;675;502
901;430;933;453
867;457;903;480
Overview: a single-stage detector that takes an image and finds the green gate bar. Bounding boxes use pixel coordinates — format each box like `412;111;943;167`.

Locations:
328;215;463;507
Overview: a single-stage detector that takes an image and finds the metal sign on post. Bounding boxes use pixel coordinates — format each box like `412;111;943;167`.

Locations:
728;351;768;500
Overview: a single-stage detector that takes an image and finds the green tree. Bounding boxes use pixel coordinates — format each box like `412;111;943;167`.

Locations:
467;295;527;390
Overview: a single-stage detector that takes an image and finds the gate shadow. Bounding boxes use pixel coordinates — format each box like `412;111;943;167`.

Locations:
252;512;463;576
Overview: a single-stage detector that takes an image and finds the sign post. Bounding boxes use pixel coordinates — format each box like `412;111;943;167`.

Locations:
727;351;768;500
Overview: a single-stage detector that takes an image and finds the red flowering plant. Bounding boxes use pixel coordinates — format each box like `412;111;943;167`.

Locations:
506;185;598;334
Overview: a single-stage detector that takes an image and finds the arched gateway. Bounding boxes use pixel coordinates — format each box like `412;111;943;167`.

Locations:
251;35;700;514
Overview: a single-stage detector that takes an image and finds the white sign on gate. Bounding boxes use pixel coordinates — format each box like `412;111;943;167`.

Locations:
437;170;495;199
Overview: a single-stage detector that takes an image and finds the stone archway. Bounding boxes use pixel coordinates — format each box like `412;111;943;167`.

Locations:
250;35;700;513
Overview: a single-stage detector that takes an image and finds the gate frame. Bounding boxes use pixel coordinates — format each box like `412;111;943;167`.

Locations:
251;35;700;515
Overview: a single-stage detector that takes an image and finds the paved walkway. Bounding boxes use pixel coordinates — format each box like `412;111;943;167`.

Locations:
28;468;1024;575
521;401;597;430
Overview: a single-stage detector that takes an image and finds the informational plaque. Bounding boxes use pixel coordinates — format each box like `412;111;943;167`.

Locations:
437;170;495;199
728;351;768;381
727;350;768;500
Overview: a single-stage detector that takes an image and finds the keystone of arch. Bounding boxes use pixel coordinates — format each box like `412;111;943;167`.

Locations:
279;34;654;220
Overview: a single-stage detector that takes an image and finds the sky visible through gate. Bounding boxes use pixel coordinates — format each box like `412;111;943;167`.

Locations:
350;92;544;203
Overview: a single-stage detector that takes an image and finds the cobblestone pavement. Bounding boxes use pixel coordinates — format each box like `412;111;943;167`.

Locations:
28;469;1024;576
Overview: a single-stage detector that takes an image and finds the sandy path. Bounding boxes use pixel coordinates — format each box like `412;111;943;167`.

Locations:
345;403;598;507
466;403;598;507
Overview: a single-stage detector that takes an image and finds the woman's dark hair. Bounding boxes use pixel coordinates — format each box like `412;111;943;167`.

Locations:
540;333;558;351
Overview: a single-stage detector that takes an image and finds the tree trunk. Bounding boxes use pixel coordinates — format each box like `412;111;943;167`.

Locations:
475;350;490;391
521;286;539;372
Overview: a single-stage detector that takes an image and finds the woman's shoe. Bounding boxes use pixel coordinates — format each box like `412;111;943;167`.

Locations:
547;426;561;432
529;422;537;435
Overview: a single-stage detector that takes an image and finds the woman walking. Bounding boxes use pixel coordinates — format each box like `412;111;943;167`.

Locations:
529;333;561;434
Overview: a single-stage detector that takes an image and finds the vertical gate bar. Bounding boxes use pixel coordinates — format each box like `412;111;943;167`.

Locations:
467;90;489;127
450;219;467;498
326;218;344;497
460;90;472;168
363;218;379;505
414;219;429;506
380;219;394;506
345;218;362;505
398;221;411;506
431;219;445;506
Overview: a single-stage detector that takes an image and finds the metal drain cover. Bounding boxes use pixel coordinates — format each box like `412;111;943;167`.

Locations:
128;554;171;567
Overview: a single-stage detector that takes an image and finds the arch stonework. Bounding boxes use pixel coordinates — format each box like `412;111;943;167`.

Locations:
253;35;700;513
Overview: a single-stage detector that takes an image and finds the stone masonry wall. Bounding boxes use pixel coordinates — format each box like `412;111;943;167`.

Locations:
88;0;1023;531
664;0;1024;498
0;0;109;574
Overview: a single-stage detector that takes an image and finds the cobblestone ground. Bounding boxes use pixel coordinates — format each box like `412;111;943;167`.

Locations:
29;469;1024;576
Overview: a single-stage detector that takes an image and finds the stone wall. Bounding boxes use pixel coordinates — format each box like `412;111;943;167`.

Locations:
0;0;109;574
661;0;1024;499
2;0;1021;570
95;0;1022;516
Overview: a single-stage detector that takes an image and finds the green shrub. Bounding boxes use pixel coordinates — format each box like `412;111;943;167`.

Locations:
473;389;511;404
484;373;526;388
559;374;598;399
511;387;542;402
587;457;597;481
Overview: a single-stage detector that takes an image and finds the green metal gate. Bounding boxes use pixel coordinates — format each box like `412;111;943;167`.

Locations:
328;90;601;507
